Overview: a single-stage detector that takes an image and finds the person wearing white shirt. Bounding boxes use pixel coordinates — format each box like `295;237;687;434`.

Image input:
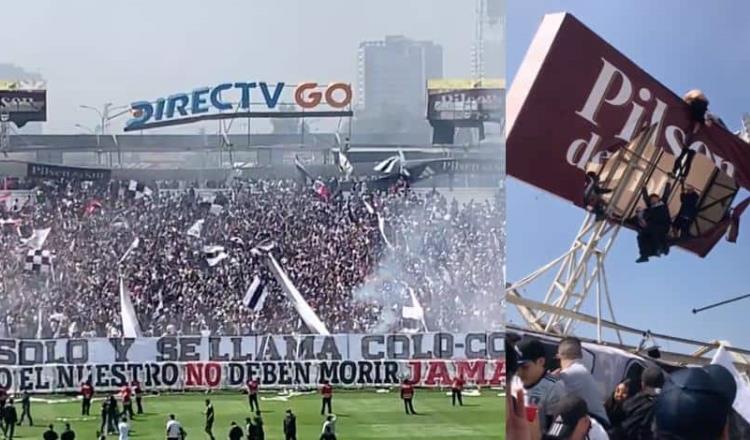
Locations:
118;417;130;440
166;414;184;440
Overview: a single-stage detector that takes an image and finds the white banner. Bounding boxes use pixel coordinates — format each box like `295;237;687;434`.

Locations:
0;333;504;393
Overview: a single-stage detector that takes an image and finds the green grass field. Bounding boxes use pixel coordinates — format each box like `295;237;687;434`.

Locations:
7;390;504;439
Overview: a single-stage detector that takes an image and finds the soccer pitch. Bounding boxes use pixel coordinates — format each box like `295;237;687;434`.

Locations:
10;390;504;439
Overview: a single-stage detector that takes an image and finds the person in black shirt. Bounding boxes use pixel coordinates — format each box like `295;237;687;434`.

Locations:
320;425;336;440
43;424;59;440
60;422;76;440
253;410;265;440
283;409;297;440
673;185;700;239
204;399;215;440
613;366;665;440
99;400;108;435
635;187;672;263
2;399;17;440
228;421;243;440
106;395;119;434
132;380;144;415
18;391;32;426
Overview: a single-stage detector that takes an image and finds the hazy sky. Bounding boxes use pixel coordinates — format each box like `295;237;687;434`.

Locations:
2;0;488;133
507;0;750;349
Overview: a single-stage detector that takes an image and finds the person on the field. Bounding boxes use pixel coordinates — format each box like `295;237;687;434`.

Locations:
245;417;256;440
246;378;260;412
451;376;465;407
400;379;417;415
166;414;185;440
283;409;297;440
118;416;130;440
0;384;7;412
18;391;32;426
132;380;144;415
320;424;336;440
121;384;134;420
80;381;94;416
253;410;265;440
61;423;76;440
228;421;244;440
1;398;17;440
43;424;59;440
204;399;215;440
321;415;337;438
320;380;333;415
107;394;120;434
99;399;109;434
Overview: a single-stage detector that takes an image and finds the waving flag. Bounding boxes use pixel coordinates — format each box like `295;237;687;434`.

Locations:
119;276;143;338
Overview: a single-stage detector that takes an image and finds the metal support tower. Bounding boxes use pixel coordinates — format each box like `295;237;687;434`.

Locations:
507;124;662;343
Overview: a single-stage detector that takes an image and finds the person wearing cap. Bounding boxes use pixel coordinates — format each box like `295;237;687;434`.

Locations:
613;366;664;440
556;338;610;428
512;337;566;432
545;395;609;440
653;364;736;440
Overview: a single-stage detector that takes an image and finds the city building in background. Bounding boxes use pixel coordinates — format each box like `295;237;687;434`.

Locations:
356;35;443;116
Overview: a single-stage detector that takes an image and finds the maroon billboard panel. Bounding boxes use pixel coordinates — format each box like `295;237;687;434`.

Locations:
508;12;750;203
507;12;750;256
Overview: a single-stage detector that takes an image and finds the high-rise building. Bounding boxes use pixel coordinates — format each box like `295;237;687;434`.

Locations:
357;35;443;117
473;0;505;80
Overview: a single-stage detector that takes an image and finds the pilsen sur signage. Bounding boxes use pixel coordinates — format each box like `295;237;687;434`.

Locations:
125;82;352;131
507;13;750;255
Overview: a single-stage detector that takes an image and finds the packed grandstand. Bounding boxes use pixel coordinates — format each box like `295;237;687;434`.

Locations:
0;176;503;339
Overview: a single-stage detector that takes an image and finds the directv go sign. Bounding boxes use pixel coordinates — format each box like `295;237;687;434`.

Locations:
124;81;352;131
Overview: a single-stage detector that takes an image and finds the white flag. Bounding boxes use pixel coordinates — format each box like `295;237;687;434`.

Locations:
711;344;750;423
337;151;354;177
266;253;330;335
209;204;224;215
118;237;140;264
24;227;51;250
119;277;143;338
363;200;375;215
377;214;393;248
36;308;44;339
187;219;204;238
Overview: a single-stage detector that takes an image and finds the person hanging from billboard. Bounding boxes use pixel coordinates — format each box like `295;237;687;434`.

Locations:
584;172;613;221
634;185;672;263
672;185;701;240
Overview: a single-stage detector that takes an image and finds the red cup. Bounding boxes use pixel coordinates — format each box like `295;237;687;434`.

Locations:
525;405;538;423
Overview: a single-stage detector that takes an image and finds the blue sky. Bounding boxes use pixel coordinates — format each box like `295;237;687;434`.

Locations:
506;0;750;350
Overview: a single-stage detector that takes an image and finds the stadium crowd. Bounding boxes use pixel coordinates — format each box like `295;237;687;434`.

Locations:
506;334;747;440
0;176;503;338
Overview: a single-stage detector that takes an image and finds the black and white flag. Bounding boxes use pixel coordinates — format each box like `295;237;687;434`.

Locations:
127;180;153;199
337;151;354;178
25;249;53;273
242;275;268;311
203;245;228;266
